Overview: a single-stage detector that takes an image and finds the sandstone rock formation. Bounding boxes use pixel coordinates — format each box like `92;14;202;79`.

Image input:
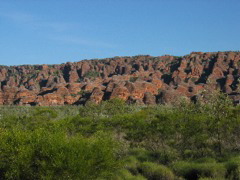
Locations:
0;51;239;106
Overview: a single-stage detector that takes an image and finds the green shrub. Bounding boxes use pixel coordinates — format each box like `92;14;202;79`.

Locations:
129;77;139;82
225;156;240;180
0;129;120;179
174;56;182;59
133;175;147;180
115;169;134;180
194;158;217;163
124;156;140;175
150;149;180;165
79;98;135;118
199;178;225;180
19;108;58;130
115;169;146;180
139;162;174;180
32;107;58;119
55;115;106;137
84;71;100;78
172;161;226;180
129;148;153;162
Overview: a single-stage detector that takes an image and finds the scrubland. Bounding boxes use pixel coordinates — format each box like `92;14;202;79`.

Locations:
0;93;239;180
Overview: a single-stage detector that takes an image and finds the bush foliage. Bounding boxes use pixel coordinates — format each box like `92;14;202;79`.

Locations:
0;93;239;179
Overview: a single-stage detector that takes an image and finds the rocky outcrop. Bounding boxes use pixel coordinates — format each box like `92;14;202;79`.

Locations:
0;51;240;106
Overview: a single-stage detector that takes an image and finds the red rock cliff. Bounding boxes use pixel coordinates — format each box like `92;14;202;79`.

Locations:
0;51;239;105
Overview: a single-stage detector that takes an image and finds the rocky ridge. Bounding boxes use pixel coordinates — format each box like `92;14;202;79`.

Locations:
0;51;240;106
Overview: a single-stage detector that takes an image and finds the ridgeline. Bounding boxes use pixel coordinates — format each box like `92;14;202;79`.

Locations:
0;51;239;105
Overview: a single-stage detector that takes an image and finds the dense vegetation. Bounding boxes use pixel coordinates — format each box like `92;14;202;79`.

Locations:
0;93;239;179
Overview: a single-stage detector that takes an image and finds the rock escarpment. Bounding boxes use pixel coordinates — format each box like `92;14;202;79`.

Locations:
0;51;240;106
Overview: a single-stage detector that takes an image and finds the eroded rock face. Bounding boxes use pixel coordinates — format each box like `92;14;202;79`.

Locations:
88;87;104;104
143;92;156;105
0;51;240;105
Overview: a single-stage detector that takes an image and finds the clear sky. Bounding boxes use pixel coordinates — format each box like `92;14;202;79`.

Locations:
0;0;239;65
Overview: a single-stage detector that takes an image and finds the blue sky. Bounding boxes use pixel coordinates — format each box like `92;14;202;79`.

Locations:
0;0;239;65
